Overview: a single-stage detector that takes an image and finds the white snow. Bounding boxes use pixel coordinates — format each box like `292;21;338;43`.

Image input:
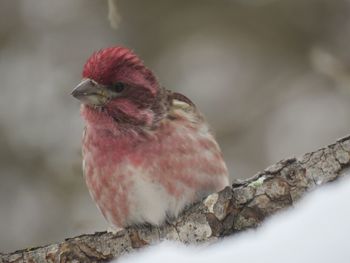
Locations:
118;174;350;263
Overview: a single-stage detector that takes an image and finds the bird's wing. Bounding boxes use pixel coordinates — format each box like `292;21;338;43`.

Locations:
166;91;204;123
170;92;195;108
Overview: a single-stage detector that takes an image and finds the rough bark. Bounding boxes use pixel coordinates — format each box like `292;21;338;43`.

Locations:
1;135;350;263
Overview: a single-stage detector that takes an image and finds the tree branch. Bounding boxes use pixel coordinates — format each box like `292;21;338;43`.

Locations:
1;135;350;263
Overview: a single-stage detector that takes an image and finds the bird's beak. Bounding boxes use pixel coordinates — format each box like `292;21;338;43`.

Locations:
71;79;109;106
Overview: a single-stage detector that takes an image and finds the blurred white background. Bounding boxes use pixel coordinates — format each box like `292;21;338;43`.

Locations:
1;0;350;252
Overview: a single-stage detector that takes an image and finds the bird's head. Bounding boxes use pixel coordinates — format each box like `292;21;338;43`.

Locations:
72;46;164;127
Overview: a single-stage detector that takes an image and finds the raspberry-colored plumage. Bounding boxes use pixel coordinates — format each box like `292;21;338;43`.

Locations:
72;46;229;228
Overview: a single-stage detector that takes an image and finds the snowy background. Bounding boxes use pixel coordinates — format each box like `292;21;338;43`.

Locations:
1;0;350;252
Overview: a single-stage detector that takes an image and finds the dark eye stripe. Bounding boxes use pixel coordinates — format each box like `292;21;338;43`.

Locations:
109;82;125;93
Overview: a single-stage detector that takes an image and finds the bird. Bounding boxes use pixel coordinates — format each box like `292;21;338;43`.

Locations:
71;46;229;229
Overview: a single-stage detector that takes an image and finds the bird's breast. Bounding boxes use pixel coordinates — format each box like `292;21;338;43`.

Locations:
81;118;229;228
81;126;143;226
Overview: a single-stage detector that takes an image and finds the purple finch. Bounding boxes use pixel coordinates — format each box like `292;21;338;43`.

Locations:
71;46;229;228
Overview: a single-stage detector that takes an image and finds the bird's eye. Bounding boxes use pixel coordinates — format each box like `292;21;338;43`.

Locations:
109;82;125;93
